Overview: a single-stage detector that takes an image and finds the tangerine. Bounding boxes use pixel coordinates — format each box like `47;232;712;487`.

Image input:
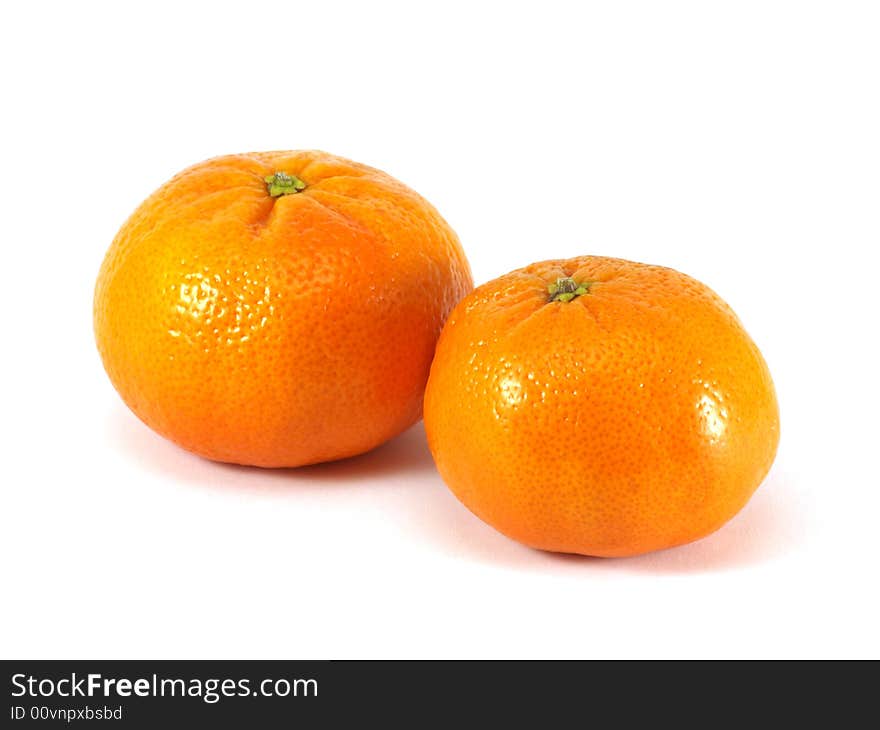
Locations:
424;256;779;557
95;151;472;467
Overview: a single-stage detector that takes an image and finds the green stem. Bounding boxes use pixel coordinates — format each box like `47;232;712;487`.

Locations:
265;171;307;197
548;277;593;302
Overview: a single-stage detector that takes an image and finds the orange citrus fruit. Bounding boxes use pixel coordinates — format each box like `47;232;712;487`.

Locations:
95;150;472;467
424;256;779;557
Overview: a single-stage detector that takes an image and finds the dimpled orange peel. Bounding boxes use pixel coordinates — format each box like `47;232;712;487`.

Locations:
424;256;779;557
94;151;472;467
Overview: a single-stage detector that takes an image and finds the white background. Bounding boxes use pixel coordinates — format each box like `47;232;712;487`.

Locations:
2;1;878;659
